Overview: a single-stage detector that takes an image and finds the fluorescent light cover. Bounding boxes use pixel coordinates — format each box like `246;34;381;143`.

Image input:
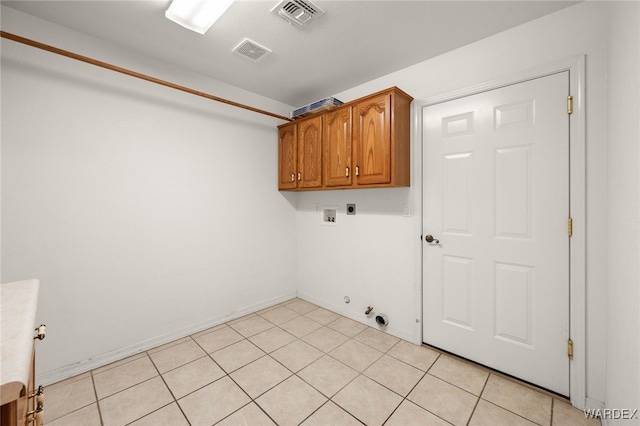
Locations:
165;0;235;34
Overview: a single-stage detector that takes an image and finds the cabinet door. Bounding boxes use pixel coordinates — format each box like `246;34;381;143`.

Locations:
298;116;323;188
324;106;352;187
278;123;297;190
354;93;391;185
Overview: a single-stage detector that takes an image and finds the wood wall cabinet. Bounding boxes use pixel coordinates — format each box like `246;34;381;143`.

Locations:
324;106;352;187
278;87;412;191
278;115;323;190
1;280;44;426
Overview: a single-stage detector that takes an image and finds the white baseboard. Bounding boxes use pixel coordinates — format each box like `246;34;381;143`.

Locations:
37;292;297;386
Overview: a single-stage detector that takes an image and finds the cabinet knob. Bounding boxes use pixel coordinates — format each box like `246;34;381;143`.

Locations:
355;166;360;177
34;324;46;340
346;167;349;177
297;172;301;181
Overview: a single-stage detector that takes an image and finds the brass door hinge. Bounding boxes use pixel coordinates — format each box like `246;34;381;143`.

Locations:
567;96;574;115
568;217;573;237
568;339;574;359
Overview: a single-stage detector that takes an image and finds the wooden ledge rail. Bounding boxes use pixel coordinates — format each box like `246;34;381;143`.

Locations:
1;31;292;122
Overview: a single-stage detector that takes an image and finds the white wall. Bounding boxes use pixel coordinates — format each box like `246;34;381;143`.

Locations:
296;1;614;406
1;7;297;384
606;2;640;424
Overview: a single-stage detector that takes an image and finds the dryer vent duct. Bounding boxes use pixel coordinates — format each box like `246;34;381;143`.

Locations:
270;0;325;27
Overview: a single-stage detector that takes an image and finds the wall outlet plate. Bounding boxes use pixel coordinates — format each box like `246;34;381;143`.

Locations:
346;204;356;215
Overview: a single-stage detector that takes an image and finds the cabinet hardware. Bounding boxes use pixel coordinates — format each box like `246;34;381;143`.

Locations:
290;173;295;182
346;167;349;177
568;339;574;359
29;385;44;404
34;324;46;340
355;166;359;177
26;402;44;426
297;172;301;181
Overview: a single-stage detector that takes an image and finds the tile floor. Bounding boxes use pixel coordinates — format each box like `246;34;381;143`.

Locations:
44;298;600;426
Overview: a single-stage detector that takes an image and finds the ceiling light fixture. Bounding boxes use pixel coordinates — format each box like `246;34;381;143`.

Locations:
165;0;235;34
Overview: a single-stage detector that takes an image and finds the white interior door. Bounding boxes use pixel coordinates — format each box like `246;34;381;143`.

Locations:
422;72;570;396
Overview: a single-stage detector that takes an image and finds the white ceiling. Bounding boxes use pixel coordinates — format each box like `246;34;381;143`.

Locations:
2;0;578;107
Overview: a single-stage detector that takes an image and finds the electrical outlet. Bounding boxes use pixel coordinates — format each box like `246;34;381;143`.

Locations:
347;204;356;215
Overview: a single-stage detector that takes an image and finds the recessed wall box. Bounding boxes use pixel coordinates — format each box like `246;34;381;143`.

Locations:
322;206;337;226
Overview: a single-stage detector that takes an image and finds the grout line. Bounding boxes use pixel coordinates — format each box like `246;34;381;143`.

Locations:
90;371;105;426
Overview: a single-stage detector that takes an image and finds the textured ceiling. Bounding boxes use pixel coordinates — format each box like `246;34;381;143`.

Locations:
2;0;578;107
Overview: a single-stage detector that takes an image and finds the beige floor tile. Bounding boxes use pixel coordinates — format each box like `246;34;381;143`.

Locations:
129;402;190;426
387;340;440;371
482;374;552;425
46;402;101;426
408;374;478;426
230;355;292;398
190;323;227;339
354;327;400;352
364;354;424;396
147;336;192;354
285;299;319;315
258;306;300;325
229;315;275;337
300;401;362;426
149;339;207;373
227;312;258;325
193;325;244;353
211;339;265;373
304;307;341;325
428;355;489;396
178;376;251;426
333;375;403;426
162;356;226;399
216;402;277;426
385;400;451;426
271;339;323;372
297;355;359;398
249;326;297;353
329;339;384;372
99;376;173;426
552;399;602;426
256;375;327;426
302;326;350;353
469;399;537;426
92;353;147;374
279;316;323;337
93;355;158;399
43;373;96;422
327;317;368;337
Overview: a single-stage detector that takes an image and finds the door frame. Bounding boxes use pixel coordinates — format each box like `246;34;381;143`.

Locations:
412;55;586;408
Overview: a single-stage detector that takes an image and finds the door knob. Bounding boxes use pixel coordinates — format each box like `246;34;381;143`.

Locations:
425;235;439;244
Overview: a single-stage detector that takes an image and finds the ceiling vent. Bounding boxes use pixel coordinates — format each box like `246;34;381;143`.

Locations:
270;0;325;27
232;38;272;62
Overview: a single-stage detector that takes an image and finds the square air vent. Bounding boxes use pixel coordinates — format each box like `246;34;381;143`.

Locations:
270;0;325;27
232;38;272;62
